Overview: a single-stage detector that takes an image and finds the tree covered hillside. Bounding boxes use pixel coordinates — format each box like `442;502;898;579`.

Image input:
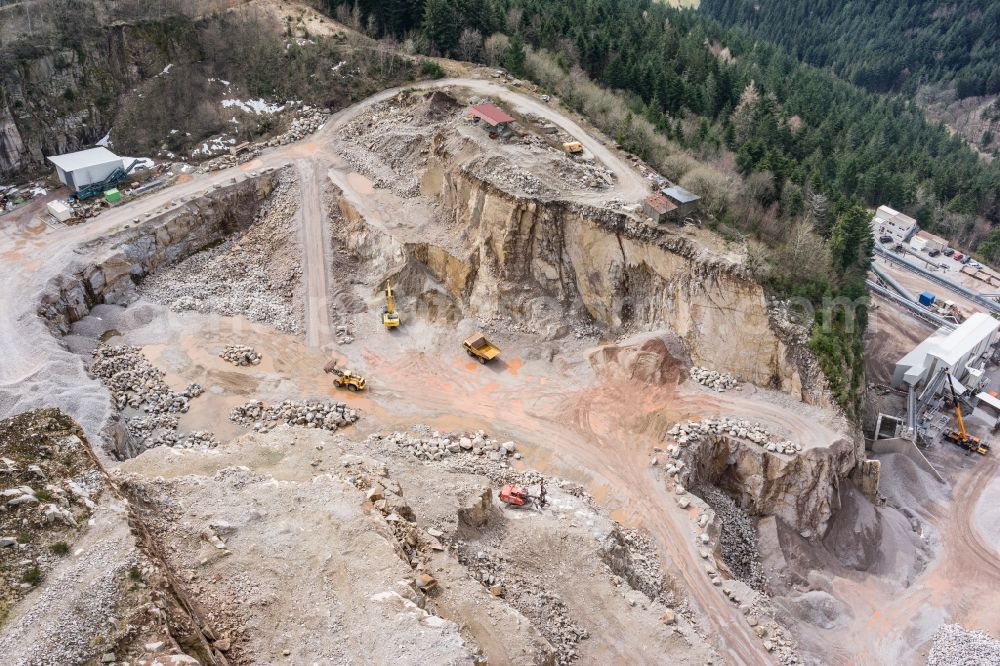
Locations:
699;0;1000;98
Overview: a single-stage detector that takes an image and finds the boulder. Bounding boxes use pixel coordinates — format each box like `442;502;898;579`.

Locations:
457;486;492;528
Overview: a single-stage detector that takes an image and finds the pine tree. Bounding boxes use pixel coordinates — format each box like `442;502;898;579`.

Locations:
504;32;526;76
423;0;459;56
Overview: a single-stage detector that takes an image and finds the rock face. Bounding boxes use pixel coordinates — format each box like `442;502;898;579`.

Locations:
334;163;827;406
36;173;276;334
457;486;492;528
0;27;138;179
677;434;857;535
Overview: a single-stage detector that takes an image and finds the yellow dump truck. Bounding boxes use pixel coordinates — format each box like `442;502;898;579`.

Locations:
463;332;501;364
562;141;583;155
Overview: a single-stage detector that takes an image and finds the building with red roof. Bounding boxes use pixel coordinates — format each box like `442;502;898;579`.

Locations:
467;103;515;128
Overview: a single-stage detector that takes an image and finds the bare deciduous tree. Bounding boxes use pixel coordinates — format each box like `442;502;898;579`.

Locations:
457;28;482;63
482;33;509;67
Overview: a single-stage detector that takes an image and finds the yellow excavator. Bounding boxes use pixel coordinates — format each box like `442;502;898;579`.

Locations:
382;282;400;329
944;371;989;455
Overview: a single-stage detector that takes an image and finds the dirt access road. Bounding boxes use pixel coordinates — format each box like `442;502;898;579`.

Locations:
0;76;644;425
0;77;760;663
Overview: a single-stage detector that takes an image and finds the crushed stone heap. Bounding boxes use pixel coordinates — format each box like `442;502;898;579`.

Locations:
666;417;802;455
90;345;203;416
229;399;359;433
928;624;1000;666
220;344;262;366
689;366;738;391
382;430;520;463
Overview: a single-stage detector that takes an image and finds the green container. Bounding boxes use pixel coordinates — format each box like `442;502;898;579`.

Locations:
104;188;121;203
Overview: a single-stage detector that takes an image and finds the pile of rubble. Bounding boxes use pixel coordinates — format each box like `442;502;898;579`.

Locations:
200;148;260;172
380;430;520;464
698;487;765;590
148;430;219;449
666;418;801;456
689;366;738;391
928;624;1000;666
337;97;440;198
89;344;213;450
89;345;203;417
229;399;359;433
126;414;180;442
220;344;262;366
456;545;589;665
468;155;549;197
272;106;329;146
139;174;304;334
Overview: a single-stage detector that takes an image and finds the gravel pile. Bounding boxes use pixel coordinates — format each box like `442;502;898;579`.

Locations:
599;525;671;603
127;414;180;441
928;624;1000;666
139;174;304;334
89;345;202;416
229;399;359;433
149;430;220;450
338;96;444;198
666;417;801;456
89;344;213;451
381;431;520;463
220;344;262;366
455;544;589;665
698;487;765;590
272;106;329;146
467;155;550;197
689;366;738;391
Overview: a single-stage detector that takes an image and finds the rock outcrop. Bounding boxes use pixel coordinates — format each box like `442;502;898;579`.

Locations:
0;26;138;179
333;162;828;407
677;434;857;536
37;172;277;334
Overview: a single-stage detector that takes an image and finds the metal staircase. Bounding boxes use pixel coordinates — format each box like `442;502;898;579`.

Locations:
74;159;140;200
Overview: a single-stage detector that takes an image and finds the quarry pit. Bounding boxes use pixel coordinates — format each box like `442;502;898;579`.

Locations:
1;77;998;666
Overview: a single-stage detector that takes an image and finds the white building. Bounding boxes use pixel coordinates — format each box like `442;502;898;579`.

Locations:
910;229;948;254
872;205;917;241
892;312;1000;390
46;147;124;193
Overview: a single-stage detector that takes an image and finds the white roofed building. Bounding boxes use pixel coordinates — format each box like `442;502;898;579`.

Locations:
872;205;917;241
892;312;1000;390
46;147;124;193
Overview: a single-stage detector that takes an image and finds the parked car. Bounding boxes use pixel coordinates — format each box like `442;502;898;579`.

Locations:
944;248;955;256
961;256;973;264
879;235;893;244
971;260;982;268
954;253;964;261
929;249;942;257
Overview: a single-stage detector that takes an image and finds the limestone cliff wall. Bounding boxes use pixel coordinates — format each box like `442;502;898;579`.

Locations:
37;174;276;334
335;161;828;406
677;435;858;535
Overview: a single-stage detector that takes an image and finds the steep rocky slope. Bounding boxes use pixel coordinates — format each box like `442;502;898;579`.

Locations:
332;125;828;409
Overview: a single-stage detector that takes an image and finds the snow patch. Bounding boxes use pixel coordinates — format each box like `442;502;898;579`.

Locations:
221;98;285;115
124;157;155;171
332;60;346;73
208;78;232;87
96;131;111;147
190;136;237;157
157;63;173;77
30;187;47;197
